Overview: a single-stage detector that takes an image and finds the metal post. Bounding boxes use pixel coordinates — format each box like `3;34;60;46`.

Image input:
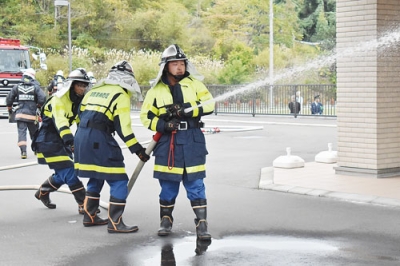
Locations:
54;0;71;72
269;0;274;109
68;2;72;72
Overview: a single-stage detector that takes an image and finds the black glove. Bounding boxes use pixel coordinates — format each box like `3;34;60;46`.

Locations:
65;139;74;153
164;118;179;132
7;106;12;115
168;104;188;118
136;147;150;162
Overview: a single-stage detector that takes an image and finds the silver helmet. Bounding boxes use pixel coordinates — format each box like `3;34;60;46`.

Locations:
159;44;187;65
55;68;90;97
93;60;142;100
151;44;203;87
67;68;90;83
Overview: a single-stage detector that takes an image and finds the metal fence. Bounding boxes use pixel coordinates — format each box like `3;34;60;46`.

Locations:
133;84;337;117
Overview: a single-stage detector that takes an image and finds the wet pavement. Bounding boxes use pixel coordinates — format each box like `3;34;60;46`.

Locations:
1;114;400;265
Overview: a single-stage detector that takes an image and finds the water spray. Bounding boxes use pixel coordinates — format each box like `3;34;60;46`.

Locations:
184;25;400;114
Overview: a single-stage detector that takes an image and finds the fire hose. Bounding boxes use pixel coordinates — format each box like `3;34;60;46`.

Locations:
127;132;162;194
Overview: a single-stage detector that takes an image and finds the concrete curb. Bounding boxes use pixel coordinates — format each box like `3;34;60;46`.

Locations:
259;167;400;208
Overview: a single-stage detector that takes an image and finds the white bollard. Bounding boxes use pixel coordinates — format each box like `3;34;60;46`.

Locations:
273;147;305;169
315;143;337;163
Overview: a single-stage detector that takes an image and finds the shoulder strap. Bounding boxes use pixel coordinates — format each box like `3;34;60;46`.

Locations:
105;92;122;115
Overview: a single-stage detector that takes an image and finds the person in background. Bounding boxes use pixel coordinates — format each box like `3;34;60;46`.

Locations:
87;71;97;85
295;91;303;113
47;70;65;96
311;95;323;115
140;44;214;240
6;68;46;159
288;95;301;115
74;61;149;233
33;68;90;214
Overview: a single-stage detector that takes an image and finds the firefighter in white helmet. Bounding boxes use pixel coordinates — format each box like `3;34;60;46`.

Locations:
87;71;97;85
33;68;90;214
47;70;65;96
74;61;149;233
140;44;214;240
6;68;46;159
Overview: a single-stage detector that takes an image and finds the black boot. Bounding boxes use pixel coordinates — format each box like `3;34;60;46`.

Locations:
195;237;212;255
83;192;108;227
108;197;138;233
158;200;174;236
161;244;176;264
34;175;61;209
191;199;212;240
69;181;86;215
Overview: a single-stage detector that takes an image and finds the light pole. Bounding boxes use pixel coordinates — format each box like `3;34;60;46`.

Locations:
269;0;274;109
54;0;72;73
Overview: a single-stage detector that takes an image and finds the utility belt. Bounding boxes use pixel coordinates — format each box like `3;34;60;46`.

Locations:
177;120;204;130
81;120;115;135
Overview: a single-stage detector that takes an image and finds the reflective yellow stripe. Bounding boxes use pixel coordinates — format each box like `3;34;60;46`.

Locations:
154;164;205;174
75;163;126;174
150;116;159;131
60;128;72;138
18;141;27;146
15;113;36;120
45;155;72;163
125;138;138;147
186;164;206;174
83;104;114;120
154;164;184;174
114;106;130;116
36;152;44;159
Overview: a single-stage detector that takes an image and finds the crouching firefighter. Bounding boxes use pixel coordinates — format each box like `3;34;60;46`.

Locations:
140;44;214;240
33;68;91;214
74;61;149;233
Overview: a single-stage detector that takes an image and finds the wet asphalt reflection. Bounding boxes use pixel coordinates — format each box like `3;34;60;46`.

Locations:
122;235;339;265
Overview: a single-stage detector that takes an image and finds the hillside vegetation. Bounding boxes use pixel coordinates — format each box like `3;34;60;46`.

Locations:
0;0;336;86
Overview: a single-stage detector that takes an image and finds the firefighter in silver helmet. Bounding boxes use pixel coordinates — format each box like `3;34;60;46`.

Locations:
74;60;149;233
33;68;90;214
6;68;46;159
140;44;214;240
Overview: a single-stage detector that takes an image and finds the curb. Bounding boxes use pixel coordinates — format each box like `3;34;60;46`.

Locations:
258;167;400;208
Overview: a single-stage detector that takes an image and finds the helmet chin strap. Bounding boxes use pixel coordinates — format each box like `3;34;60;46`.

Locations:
168;71;185;82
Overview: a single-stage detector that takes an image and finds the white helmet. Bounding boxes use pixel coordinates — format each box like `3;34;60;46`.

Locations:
23;68;36;79
56;70;64;77
151;44;203;87
87;71;97;84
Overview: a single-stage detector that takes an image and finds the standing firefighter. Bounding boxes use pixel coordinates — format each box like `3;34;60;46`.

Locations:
33;68;90;214
47;70;65;96
74;61;149;233
140;44;214;240
6;68;46;159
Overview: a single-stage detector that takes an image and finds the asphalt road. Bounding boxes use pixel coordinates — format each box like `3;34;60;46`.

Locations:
1;114;400;266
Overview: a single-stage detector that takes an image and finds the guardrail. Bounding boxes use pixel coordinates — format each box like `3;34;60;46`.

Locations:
133;84;337;117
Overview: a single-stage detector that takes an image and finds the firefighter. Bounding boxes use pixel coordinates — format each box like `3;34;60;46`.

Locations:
140;44;214;240
74;61;150;233
47;70;65;96
33;68;91;214
87;71;97;85
6;68;46;159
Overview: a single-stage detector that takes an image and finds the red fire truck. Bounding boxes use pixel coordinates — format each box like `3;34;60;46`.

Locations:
0;38;47;117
